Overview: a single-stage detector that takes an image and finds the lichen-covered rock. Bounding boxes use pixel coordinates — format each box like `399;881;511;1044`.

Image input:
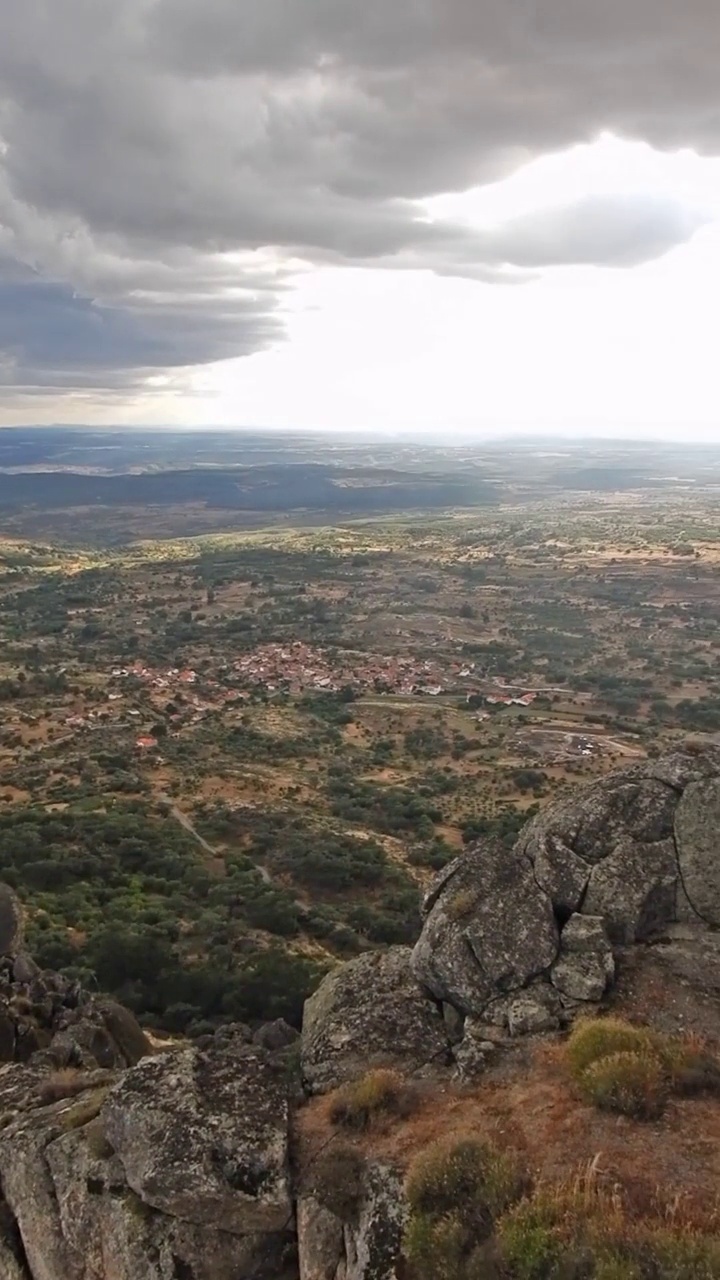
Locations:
46;1122;295;1280
0;1082;112;1280
0;1062;295;1280
551;914;615;1002
452;1026;497;1079
298;1162;406;1280
301;947;448;1094
551;955;609;1003
0;1203;27;1280
347;1163;406;1280
297;1194;345;1280
533;836;592;917
582;837;678;943
517;772;682;866
103;1047;292;1234
484;984;563;1037
674;777;720;927
411;842;558;1016
254;1018;300;1053
406;751;720;1033
47;1000;150;1071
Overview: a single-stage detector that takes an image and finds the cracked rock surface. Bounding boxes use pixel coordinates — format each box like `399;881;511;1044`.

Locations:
411;749;720;1025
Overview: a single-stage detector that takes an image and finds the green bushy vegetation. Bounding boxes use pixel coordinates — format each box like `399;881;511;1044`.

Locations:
494;1171;720;1280
326;768;442;838
193;802;422;945
578;1050;670;1121
566;1018;720;1121
404;1138;524;1280
403;1143;720;1280
0;803;325;1031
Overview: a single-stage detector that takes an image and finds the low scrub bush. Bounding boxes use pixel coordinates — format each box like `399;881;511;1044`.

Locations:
404;1138;524;1280
329;1069;417;1132
494;1164;720;1280
578;1050;669;1121
566;1018;720;1122
566;1018;655;1080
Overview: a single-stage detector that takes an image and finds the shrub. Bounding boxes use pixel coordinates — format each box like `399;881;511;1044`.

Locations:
495;1206;560;1280
567;1018;720;1121
643;1228;720;1279
566;1017;655;1081
329;1069;417;1132
655;1036;720;1098
494;1165;720;1279
404;1138;524;1280
404;1212;492;1280
577;1050;669;1121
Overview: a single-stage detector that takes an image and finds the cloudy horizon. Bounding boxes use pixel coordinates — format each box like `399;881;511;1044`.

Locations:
1;2;719;438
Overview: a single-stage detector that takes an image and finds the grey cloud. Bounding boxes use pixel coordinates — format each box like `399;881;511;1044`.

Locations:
0;0;719;398
467;195;708;269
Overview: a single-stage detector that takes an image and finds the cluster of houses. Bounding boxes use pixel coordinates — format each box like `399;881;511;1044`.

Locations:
111;662;198;689
106;647;543;708
50;645;544;758
233;642;476;696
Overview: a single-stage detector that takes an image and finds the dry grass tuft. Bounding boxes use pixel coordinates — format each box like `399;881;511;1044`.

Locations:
329;1069;418;1132
445;888;478;923
495;1157;720;1279
36;1069;94;1106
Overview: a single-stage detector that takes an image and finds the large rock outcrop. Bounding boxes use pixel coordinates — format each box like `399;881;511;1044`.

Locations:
301;947;449;1094
104;1046;292;1234
0;1045;297;1280
674;776;720;926
0;749;719;1280
298;1159;406;1280
411;841;559;1016
410;748;720;1031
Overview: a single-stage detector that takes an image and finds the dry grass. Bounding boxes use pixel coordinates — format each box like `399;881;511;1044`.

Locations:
36;1069;95;1106
495;1157;720;1279
444;888;478;923
329;1069;418;1132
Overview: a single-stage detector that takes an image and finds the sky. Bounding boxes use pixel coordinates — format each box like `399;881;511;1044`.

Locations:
1;1;720;439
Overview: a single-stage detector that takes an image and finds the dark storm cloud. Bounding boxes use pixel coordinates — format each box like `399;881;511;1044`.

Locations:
0;271;284;392
0;0;718;397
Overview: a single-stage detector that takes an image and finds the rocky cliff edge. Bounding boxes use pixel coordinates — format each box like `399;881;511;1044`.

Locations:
0;748;719;1280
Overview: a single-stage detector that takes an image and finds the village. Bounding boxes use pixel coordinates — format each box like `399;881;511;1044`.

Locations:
108;643;542;707
0;643;548;759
